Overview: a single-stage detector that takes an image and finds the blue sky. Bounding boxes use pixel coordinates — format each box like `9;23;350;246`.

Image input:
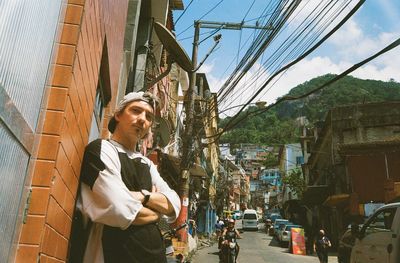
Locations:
173;0;400;113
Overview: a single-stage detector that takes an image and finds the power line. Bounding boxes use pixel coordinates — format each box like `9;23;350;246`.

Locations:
219;0;365;135
174;0;196;25
176;0;225;37
217;0;359;113
223;33;399;140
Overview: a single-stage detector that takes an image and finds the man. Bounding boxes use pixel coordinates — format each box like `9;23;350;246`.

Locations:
220;219;241;262
72;91;181;263
314;229;332;263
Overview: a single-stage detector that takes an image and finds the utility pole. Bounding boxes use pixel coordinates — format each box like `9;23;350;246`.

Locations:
176;21;200;242
176;20;271;241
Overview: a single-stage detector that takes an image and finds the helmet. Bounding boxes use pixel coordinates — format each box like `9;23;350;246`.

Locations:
228;219;235;225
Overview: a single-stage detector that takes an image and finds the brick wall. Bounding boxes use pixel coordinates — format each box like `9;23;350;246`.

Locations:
15;0;128;262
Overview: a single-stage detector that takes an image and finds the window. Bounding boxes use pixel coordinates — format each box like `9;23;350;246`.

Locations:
364;208;396;235
296;156;304;165
244;213;257;220
88;86;105;142
88;41;111;142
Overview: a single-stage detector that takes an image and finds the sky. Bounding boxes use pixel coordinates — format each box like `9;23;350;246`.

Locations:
172;0;400;115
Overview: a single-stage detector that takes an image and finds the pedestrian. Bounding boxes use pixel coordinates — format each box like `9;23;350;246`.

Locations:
216;218;224;248
314;229;331;263
70;91;181;263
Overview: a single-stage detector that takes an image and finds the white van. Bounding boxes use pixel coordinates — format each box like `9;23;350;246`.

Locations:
351;202;400;263
242;209;258;231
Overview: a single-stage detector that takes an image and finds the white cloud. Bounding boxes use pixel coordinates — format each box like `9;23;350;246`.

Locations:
198;1;400;116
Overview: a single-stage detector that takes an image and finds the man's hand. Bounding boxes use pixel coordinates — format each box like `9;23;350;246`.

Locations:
131;191;145;203
131;185;159;203
132;207;160;225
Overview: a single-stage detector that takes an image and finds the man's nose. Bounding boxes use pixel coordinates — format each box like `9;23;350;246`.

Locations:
137;111;147;122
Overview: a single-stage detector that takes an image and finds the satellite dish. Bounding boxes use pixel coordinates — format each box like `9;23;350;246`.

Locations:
153;22;193;72
155;116;172;148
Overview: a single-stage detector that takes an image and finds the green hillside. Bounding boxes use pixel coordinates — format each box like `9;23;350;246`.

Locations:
219;74;400;146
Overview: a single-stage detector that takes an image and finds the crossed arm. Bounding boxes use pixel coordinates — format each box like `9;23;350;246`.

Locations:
131;187;175;225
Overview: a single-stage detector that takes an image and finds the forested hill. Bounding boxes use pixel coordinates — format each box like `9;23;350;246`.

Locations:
219;74;400;146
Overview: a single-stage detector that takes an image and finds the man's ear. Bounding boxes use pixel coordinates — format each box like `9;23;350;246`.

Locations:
114;112;121;122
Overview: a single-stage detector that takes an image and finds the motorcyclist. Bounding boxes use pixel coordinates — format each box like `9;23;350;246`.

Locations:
220;218;241;262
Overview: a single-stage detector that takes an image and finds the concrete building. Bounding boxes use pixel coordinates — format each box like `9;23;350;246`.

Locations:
279;144;303;202
302;101;400;248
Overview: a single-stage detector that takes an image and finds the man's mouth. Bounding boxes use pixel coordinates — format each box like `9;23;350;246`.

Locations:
133;125;143;133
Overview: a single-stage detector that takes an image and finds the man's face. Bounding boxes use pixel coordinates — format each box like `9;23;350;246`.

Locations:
115;100;154;140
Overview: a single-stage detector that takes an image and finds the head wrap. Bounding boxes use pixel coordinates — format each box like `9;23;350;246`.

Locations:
108;91;159;133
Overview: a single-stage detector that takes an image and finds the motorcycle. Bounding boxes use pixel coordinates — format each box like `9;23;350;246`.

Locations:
220;232;237;263
264;219;272;234
163;223;190;263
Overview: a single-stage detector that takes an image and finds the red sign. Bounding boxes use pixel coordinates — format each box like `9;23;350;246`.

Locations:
291;228;306;255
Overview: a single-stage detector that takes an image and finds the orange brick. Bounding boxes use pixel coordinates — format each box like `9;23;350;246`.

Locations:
59;161;77;198
37;135;60;160
56;44;76;66
71;150;82;180
29;187;50;215
47;197;69;237
51;64;72;88
68;0;85;5
50;172;67;208
60;24;80;45
64;190;76;217
55;235;69;260
20;215;45;244
55;146;69;176
69;77;81;115
15;245;39;263
42;225;58;256
43;110;64;135
32;160;55;187
64;4;83;25
47;87;68;111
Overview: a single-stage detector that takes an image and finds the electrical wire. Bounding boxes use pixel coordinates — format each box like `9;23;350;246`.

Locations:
221;34;400;142
197;0;371;145
177;0;225;37
175;0;196;25
217;0;356;114
219;0;364;130
218;0;299;103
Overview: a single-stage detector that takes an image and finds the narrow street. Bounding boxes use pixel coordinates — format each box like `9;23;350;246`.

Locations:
191;223;338;263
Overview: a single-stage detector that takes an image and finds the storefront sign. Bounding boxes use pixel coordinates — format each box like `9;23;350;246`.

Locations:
291;228;306;255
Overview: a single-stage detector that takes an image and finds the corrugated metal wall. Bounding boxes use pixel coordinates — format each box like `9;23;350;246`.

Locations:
0;123;30;260
0;0;62;129
0;0;63;260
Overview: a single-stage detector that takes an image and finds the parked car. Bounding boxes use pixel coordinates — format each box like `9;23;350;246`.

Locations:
270;219;289;236
242;209;259;231
269;213;282;224
278;224;302;247
351;202;400;263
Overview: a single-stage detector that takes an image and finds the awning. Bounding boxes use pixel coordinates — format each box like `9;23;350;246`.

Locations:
190;163;207;178
302;185;329;205
323;194;350;207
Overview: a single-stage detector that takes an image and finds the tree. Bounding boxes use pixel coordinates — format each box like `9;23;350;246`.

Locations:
282;168;306;198
262;153;279;168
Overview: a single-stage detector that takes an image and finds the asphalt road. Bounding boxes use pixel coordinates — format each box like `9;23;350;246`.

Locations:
191;223;338;263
